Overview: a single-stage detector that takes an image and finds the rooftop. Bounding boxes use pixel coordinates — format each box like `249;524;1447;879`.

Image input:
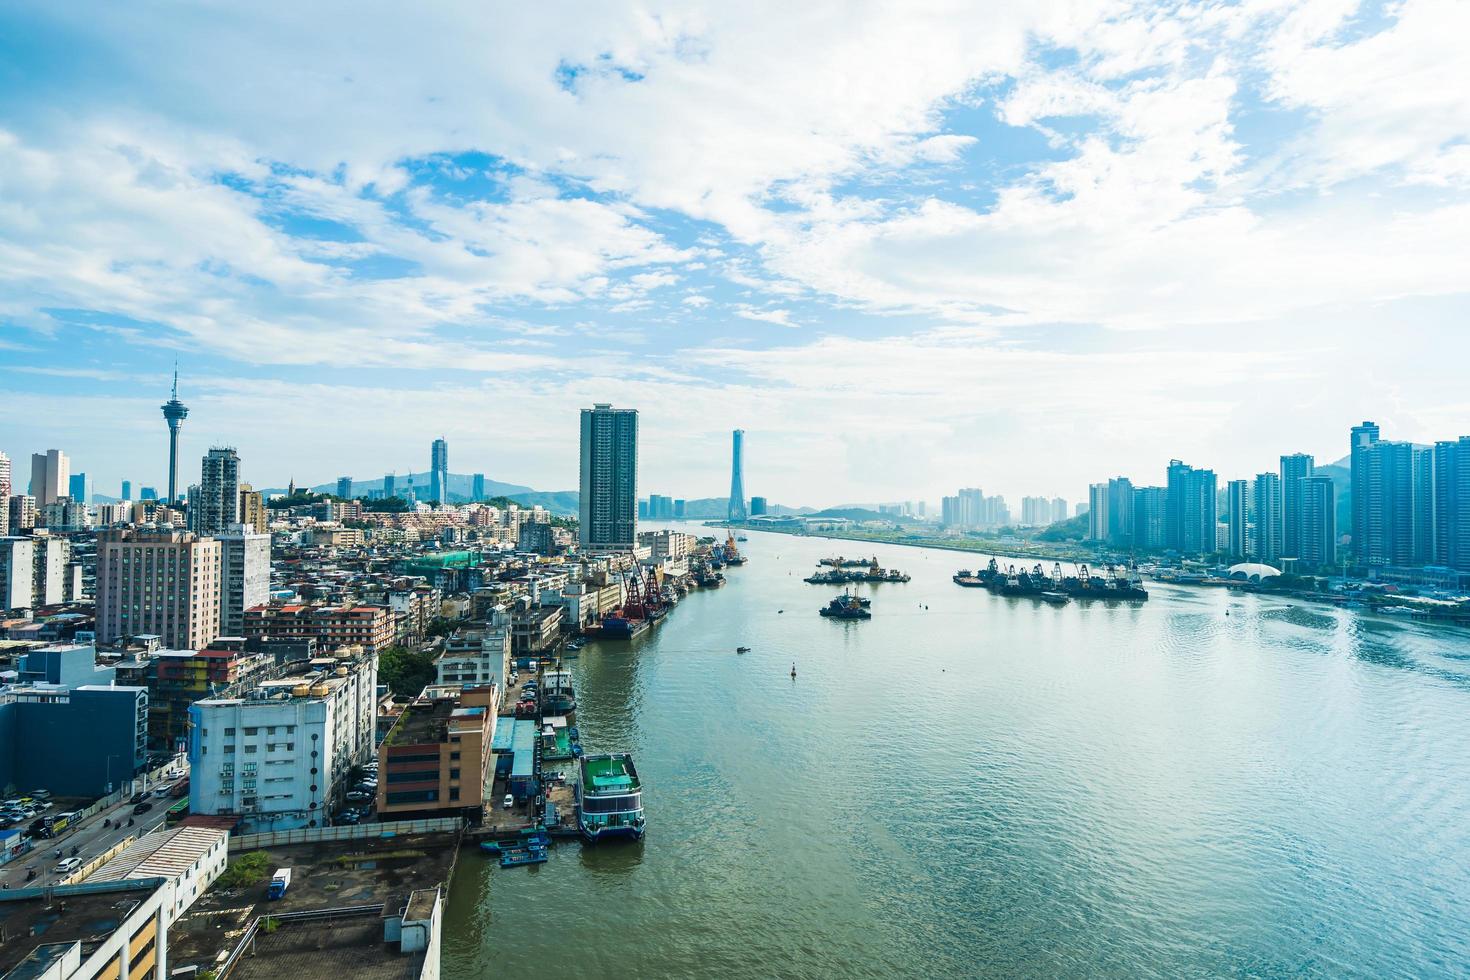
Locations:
225;913;427;980
0;879;165;978
89;826;227;883
388;698;457;745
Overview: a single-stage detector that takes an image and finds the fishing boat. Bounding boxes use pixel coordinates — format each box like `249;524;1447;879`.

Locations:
577;753;646;842
736;646;751;653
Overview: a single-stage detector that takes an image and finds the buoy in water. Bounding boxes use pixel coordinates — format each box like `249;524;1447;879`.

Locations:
790;663;797;679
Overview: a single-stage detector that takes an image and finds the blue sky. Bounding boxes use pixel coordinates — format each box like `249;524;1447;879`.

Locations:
2;1;1468;506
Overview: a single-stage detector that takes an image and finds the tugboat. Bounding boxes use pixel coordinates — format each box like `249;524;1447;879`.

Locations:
577;753;646;842
819;594;872;619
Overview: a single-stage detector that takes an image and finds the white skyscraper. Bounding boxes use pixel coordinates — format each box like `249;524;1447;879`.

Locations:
0;451;10;536
218;524;271;637
29;448;69;509
579;403;638;551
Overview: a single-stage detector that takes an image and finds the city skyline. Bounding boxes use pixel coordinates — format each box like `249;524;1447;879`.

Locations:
2;4;1468;504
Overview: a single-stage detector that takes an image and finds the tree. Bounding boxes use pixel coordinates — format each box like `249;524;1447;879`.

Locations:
377;645;437;695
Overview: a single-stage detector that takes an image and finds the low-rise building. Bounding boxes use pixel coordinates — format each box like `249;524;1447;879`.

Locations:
510;603;564;655
0;878;171;980
243;603;394;653
377;685;497;822
89;825;230;924
434;609;511;691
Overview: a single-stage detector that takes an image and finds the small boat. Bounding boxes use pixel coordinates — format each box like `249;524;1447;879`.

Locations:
479;841;503;856
499;845;549;868
736;646;751;654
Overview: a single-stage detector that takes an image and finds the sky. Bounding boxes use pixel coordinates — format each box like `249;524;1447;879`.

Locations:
1;1;1468;508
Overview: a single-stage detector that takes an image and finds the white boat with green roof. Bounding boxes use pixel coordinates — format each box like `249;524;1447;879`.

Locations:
577;753;645;842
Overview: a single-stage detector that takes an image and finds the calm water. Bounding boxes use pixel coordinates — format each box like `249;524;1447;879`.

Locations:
444;529;1470;978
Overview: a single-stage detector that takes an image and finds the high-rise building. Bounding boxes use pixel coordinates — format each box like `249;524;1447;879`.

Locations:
0;450;9;536
1434;437;1470;571
384;472;397;499
674;498;687;518
1106;478;1134;547
68;472;92;505
196;447;241;536
1131;486;1167;549
1251;472;1283;563
1226;479;1250;559
579;403;638;551
1165;460;1218;556
96;528;222;649
1051;497;1068;525
472;473;486;501
218;525;270;637
140;486;158;501
336;476;353;499
121;479;132;501
238;483;267;534
1299;475;1337;569
0;537;35;611
1412;445;1434;565
728;429;748;522
1350;421;1380;558
1279;453;1314;560
29;449;69;508
162;369;189;503
1362;440;1415;566
1087;483;1108;541
8;495;36;533
750;496;767;517
431;438;449;505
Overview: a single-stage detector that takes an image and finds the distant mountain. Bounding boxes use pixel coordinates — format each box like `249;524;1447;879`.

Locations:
677;497;811;519
806;506;920;524
507;490;579;516
257;472;534;502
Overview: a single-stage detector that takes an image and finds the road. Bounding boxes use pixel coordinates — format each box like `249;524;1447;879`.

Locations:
0;762;184;890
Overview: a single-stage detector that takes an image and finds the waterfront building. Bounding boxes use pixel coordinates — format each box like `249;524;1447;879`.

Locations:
728;429;748;522
1279;453;1314;560
1087;484;1108;541
1251;472;1283;563
1299;475;1337;569
1350;420;1380;558
1434;436;1470;571
1412;445;1435;565
1131;486;1167;550
162;369;189;503
1106;478;1134;547
29;448;69;508
1166;459;1218;555
431;437;449;505
1361;440;1416;566
218;525;271;637
337;475;353;498
472;472;485;500
1227;479;1250;559
195;447;241;536
436;609;512;690
750;496;767;516
96;527;222;650
188;648;378;832
579;403;639;551
68;471;92;505
377;684;498;821
243;602;394;653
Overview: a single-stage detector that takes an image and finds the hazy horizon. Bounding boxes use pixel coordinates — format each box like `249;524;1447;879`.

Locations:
3;3;1467;505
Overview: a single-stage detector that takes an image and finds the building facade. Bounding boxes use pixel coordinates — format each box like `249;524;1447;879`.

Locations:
1165;459;1218;556
196;447;241;536
378;685;498;821
1299;475;1337;569
1279;453;1314;561
29;449;70;509
218;526;270;637
431;438;449;505
243;603;395;653
728;429;748;522
579;404;638;551
1251;472;1283;563
96;528;222;650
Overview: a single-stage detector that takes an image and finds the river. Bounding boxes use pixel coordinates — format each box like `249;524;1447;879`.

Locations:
443;527;1470;978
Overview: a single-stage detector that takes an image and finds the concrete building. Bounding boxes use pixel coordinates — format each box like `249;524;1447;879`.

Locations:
336;476;353;499
0;536;34;611
243;603;394;654
188;649;378;832
1251;472;1283;563
1087;483;1108;541
750;496;767;517
1166;459;1218;556
1350;420;1380;559
0;682;149;797
0;450;10;535
430;438;449;506
121;479;132;501
238;483;268;534
1361;440;1416;567
90;825;230;925
1299;475;1337;569
32;534;67;606
377;685;498;821
0;878;172;980
96;528;222;650
1131;486;1167;550
196;447;241;536
1226;479;1250;559
1434;436;1470;571
1279;453;1314;561
579;403;638;551
68;471;92;506
218;525;270;637
436;610;512;691
29;448;70;508
9;494;36;533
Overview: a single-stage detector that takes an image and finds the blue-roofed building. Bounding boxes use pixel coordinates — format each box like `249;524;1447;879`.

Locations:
508;718;539;799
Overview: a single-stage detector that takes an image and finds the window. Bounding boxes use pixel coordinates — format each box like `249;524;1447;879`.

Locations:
225;727;235;736
449;751;461;760
449;787;460;801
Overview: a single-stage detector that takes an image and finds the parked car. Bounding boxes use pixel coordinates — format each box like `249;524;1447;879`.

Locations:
132;801;153;815
344;791;371;803
31;789;52;801
53;857;82;875
502;794;514;809
129;792;148;805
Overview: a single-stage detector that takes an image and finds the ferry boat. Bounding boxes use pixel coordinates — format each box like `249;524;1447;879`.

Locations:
542;669;576;715
577;753;646;842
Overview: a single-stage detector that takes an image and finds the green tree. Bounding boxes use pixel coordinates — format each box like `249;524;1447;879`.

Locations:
378;645;438;695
